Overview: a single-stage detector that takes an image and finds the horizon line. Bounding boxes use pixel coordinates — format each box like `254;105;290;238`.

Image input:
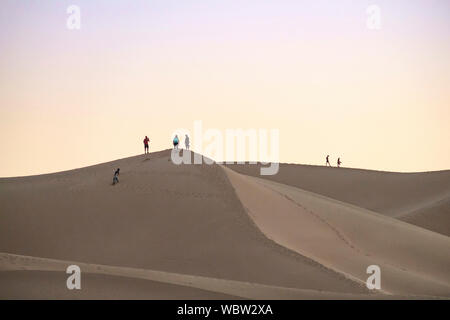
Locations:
1;148;449;179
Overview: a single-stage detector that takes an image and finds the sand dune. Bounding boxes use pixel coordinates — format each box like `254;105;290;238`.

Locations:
226;163;450;235
0;271;239;300
400;198;450;236
0;150;365;299
223;167;450;297
0;252;431;300
0;150;448;299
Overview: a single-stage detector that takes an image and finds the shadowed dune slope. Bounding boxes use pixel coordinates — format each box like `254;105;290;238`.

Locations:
0;271;240;300
0;150;364;296
0;252;428;299
400;199;450;236
225;163;450;235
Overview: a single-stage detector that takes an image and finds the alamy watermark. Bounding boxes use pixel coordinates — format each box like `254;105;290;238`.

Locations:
366;4;382;30
66;265;81;290
170;121;279;175
366;265;381;290
67;5;81;30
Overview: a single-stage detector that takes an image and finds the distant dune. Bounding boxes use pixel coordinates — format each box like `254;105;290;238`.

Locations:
0;150;449;299
226;163;450;236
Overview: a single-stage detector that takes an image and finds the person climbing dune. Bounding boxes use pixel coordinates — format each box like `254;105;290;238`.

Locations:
112;170;119;185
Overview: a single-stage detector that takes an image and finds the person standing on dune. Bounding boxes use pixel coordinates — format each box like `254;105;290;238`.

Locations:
337;157;342;168
143;136;150;154
326;155;331;167
185;134;190;150
173;135;179;150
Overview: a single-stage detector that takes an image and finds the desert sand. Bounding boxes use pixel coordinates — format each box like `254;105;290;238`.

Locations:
0;149;449;299
226;163;450;236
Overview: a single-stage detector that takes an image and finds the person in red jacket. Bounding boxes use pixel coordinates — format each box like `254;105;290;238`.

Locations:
143;136;150;154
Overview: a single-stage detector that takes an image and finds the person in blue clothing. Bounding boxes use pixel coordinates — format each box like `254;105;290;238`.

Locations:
173;135;179;150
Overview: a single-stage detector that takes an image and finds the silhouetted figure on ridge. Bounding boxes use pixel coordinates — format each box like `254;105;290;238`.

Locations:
337;157;342;168
326;155;331;167
143;136;150;154
185;134;190;150
184;135;189;150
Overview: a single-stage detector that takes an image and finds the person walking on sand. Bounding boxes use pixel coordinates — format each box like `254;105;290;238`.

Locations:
112;170;119;185
185;134;190;150
143;136;150;154
326;155;331;167
337;157;342;168
173;135;179;150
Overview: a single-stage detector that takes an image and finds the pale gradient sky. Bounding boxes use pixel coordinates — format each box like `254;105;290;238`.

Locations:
1;0;449;177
